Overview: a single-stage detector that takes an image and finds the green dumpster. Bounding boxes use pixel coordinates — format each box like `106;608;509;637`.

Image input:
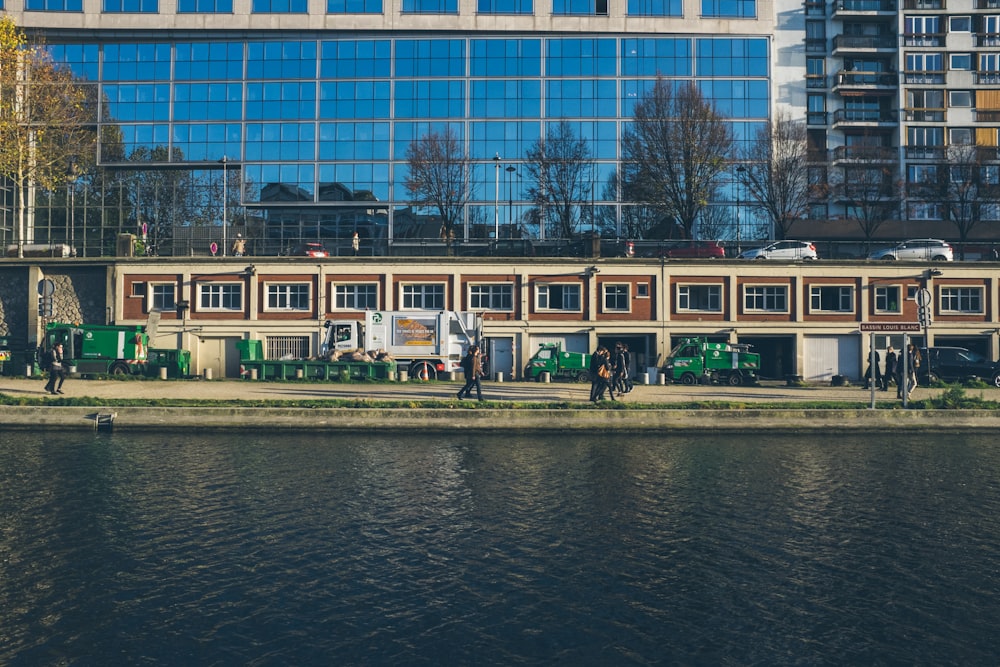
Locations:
147;348;191;378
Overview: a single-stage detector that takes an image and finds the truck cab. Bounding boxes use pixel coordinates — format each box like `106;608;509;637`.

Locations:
663;337;759;386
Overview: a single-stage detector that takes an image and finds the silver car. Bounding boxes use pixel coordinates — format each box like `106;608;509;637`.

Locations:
868;239;954;261
738;240;819;260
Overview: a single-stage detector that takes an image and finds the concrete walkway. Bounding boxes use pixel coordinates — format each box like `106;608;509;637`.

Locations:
3;375;999;433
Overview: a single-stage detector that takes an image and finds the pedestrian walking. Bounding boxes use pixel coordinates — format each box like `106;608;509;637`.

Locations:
43;342;67;395
863;349;882;390
231;233;246;257
352;231;360;256
456;345;484;401
882;346;897;391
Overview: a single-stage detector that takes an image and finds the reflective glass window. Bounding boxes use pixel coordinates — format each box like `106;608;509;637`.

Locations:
328;0;382;11
246;123;317;161
248;42;317;79
621;79;657;116
552;0;608;14
697;79;769;118
175;42;243;80
319;122;391;160
394;121;464;160
470;39;541;76
173;83;244;121
477;0;532;13
701;0;755;17
696;38;768;76
102;44;172;81
172;123;242;161
546;39;616;76
395;40;466;77
318;164;391;201
621;38;691;76
177;0;233;11
103;0;157;11
394;81;465;118
546;80;617;118
104;84;171;121
25;0;82;9
401;0;458;11
246;82;317;120
470;80;541;118
469;121;541;164
251;0;307;11
319;81;391;119
113;124;171;159
320;40;391;78
547;120;618;159
47;44;100;80
244;164;316;202
626;0;681;16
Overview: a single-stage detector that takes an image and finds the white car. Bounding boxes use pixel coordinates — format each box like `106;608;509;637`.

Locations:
738;240;818;260
867;239;954;261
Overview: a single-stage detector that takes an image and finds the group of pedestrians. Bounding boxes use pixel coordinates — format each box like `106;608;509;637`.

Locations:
589;342;633;402
863;343;921;399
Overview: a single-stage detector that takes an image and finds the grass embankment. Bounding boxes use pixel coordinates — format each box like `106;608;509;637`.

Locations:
2;385;996;410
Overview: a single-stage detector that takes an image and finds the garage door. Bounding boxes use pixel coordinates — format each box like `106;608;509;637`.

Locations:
804;335;860;383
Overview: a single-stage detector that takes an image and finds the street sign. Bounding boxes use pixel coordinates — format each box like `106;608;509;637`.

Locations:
860;322;921;332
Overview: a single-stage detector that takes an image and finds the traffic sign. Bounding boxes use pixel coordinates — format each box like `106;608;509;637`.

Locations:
860;322;921;332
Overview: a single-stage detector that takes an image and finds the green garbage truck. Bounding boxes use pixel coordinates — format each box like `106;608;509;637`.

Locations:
524;342;591;382
662;337;760;386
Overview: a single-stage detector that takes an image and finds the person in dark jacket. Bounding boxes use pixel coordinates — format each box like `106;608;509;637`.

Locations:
882;346;897;391
457;345;484;401
863;349;882;390
43;343;67;395
590;346;615;402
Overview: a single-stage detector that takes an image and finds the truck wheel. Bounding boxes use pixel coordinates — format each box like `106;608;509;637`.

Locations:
410;362;436;381
109;362;130;376
727;373;743;386
680;372;697;385
576;370;591;383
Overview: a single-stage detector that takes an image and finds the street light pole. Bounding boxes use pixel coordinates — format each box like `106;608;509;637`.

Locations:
493;154;501;240
67;160;77;255
506;165;516;239
221;155;228;256
735;165;746;253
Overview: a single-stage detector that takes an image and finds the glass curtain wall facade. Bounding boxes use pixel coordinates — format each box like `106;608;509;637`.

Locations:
11;26;770;257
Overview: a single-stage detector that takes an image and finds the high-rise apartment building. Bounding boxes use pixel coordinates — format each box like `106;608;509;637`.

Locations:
3;0;793;257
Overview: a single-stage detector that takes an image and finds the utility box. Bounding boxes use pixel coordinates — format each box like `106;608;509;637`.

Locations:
117;233;136;257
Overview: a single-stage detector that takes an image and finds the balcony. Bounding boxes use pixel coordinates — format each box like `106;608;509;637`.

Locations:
903;0;944;7
807;75;827;88
833;70;898;92
903;108;946;122
833;108;898;125
904;146;945;160
975;34;1000;47
974;72;1000;85
977;0;1000;8
833;145;898;161
903;70;946;85
833;0;896;13
807;111;829;125
902;33;946;47
975;109;1000;122
832;35;897;53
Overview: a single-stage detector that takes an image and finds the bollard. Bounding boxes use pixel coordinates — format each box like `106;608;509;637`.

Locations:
159;366;168;380
399;369;409;382
638;372;649;385
25;364;32;377
250;368;258;380
495;372;504;383
541;371;551;383
388;370;396;382
295;368;304;379
204;367;213;380
657;372;666;385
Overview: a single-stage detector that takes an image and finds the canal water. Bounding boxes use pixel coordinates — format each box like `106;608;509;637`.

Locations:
2;430;998;666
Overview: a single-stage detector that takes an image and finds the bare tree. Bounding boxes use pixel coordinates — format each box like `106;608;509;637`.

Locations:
739;111;809;240
835;146;901;248
523;120;594;240
621;79;733;239
0;16;97;256
404;126;474;255
596;170;666;239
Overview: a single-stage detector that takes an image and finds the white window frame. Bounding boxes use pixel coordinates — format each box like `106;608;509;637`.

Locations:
676;284;722;312
536;283;582;312
333;282;379;310
874;285;902;313
469;282;514;311
950;90;972;107
743;285;788;312
401;283;446;309
636;282;649;298
265;282;311;311
809;285;854;313
602;283;631;313
198;282;243;311
149;282;176;311
939;286;983;313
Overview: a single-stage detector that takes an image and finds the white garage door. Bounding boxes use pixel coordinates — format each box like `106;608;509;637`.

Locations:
804;335;860;383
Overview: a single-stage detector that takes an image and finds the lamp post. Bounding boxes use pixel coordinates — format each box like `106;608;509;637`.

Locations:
735;165;746;254
506;165;516;239
67;159;77;255
220;155;228;256
493;154;501;239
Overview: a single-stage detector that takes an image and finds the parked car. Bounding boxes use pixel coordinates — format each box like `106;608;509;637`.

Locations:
738;240;818;260
868;239;954;261
917;346;1000;387
290;242;329;257
663;240;726;259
